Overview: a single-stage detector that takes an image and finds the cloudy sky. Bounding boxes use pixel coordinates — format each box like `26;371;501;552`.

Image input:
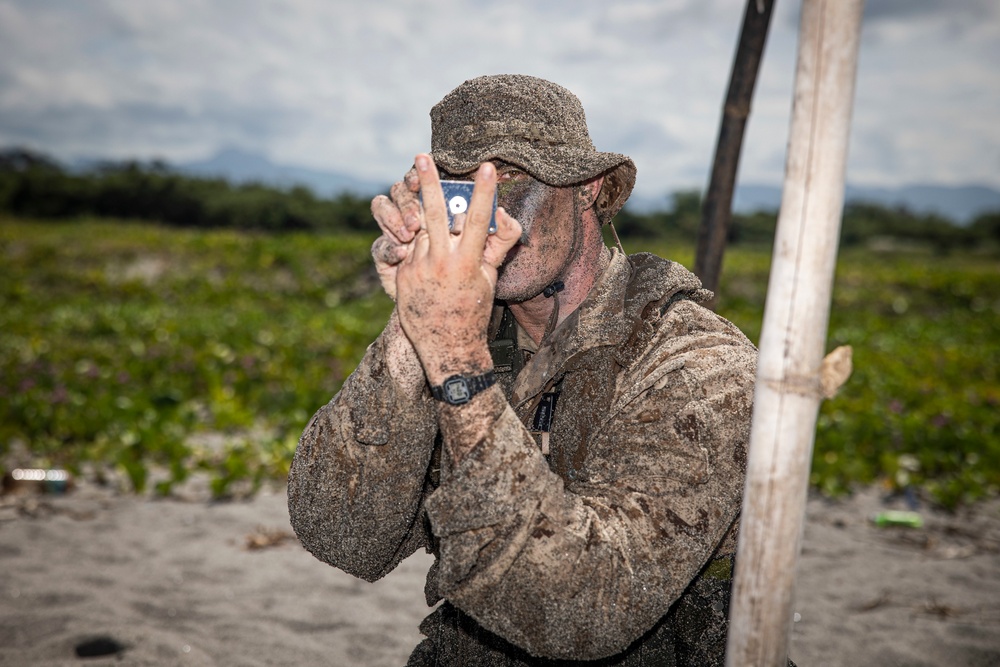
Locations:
1;0;997;201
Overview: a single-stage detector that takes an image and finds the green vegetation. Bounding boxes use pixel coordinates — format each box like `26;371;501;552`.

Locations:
0;148;374;233
815;249;999;508
3;218;997;507
2;151;998;506
1;218;391;497
4;148;1000;250
612;189;1000;252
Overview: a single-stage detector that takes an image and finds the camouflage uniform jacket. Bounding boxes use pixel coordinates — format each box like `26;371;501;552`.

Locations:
288;250;757;666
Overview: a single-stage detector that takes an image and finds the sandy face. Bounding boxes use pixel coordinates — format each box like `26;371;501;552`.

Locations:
494;174;584;303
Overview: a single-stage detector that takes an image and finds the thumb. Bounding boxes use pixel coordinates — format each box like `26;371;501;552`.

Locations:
483;207;522;269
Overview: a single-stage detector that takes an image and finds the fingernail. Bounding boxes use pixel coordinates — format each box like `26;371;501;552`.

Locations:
415;155;430;172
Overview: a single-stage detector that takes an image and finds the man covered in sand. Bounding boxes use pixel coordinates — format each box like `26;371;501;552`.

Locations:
288;74;756;666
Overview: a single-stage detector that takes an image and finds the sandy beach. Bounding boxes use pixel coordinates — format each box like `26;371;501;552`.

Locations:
1;480;998;666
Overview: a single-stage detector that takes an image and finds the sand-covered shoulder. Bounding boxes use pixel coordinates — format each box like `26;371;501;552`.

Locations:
1;483;998;666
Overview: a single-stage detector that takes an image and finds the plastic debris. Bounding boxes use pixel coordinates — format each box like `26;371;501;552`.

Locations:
872;510;924;528
2;468;73;495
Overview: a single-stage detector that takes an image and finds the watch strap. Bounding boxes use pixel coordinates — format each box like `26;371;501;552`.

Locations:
430;370;497;405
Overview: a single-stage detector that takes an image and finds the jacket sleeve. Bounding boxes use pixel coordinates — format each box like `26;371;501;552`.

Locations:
423;301;755;660
287;327;439;582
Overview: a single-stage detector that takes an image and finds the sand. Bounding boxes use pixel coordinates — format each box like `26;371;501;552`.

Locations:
1;480;998;666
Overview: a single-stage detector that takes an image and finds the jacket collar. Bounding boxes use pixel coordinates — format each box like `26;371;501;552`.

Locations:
509;249;709;406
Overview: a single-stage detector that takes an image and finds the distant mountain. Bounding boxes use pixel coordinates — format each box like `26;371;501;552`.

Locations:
626;183;1000;225
728;183;1000;225
176;148;388;198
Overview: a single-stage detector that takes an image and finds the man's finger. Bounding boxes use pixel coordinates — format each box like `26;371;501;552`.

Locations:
390;177;422;239
371;235;407;267
371;194;412;244
459;162;498;259
403;167;420;192
413;154;449;256
483;207;522;269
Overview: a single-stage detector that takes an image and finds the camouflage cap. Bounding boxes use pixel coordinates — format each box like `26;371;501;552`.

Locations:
429;74;636;224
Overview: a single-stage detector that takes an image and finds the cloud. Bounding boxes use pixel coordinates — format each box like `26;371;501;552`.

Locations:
0;0;997;198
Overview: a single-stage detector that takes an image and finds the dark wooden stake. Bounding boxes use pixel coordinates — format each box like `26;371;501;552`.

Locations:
694;0;775;306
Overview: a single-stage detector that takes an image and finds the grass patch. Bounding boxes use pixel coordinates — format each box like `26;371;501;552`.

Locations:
3;218;999;507
1;217;391;496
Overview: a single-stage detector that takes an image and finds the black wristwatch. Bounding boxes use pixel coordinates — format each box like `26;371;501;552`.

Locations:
430;371;497;406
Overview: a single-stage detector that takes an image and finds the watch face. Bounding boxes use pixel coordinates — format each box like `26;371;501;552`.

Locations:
443;377;471;405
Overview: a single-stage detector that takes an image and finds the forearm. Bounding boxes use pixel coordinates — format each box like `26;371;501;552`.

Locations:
382;308;426;398
287;320;438;581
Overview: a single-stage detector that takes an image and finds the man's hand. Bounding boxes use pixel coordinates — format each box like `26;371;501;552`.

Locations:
396;155;521;385
370;168;423;301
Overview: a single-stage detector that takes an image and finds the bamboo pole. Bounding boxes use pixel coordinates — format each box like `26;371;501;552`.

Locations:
726;1;865;665
694;0;775;307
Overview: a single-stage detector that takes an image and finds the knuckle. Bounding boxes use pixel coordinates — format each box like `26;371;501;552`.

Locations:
371;236;395;263
371;195;395;219
391;183;421;217
404;168;419;189
390;180;411;201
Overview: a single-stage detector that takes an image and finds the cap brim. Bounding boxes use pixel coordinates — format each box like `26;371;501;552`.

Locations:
431;144;635;222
